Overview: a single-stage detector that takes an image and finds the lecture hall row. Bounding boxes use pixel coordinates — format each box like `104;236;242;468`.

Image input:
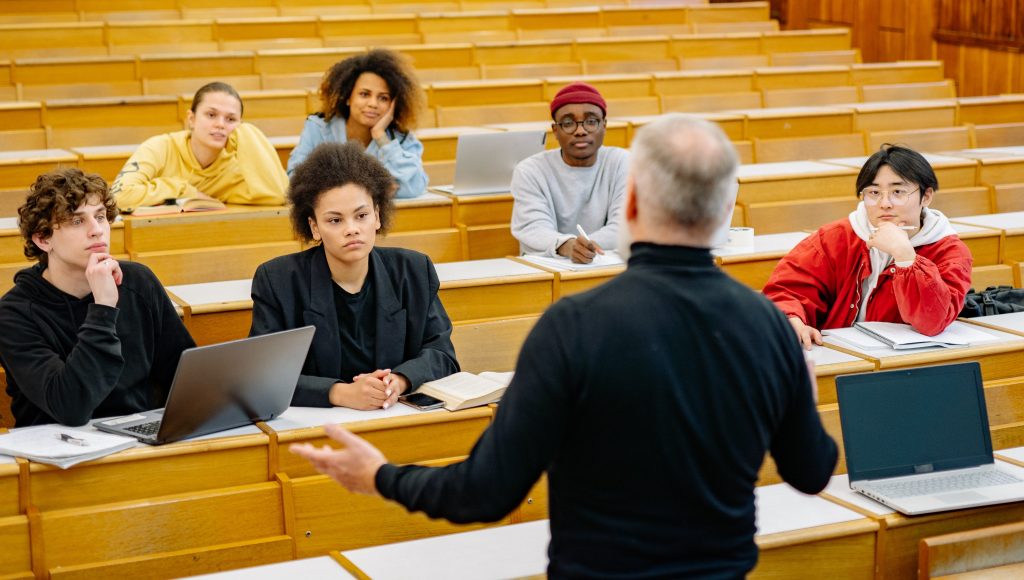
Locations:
4;310;1024;578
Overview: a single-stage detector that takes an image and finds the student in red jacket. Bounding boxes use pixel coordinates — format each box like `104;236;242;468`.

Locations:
763;144;973;349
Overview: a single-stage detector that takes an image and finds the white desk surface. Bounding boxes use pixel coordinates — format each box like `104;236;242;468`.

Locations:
996;446;1024;464
823;152;976;169
265;404;445;432
341;520;550;580
842;99;957;112
958;94;1024;105
970;311;1024;334
395;192;451;206
0;148;76;161
823;322;1023;359
435;258;544;282
712;231;808;258
951;211;1024;230
754;483;866;536
943;147;1024;162
69;144;140;156
951;222;996;235
186;556;351;579
0;217;17;230
165;279;252;306
736;160;856;180
823;474;893;516
808;344;867;367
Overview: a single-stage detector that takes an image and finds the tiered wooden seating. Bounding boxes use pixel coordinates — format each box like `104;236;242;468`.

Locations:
0;102;44;152
859;79;956;102
139;51;261;95
752;133;865;164
866;126;973;153
920;520;1024;579
850;99;958;132
760;85;858;108
995;184;1024;213
972;122;1024;148
42;95;181;149
958;94;1024;125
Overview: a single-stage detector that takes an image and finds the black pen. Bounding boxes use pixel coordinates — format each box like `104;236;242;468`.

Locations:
55;432;90;447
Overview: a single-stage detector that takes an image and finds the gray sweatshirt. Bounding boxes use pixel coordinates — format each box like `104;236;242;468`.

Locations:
510;147;629;256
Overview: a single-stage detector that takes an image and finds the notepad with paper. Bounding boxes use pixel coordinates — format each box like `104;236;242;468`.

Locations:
128;197;226;216
417;371;514;411
852;321;996;350
519;251;624;272
0;425;136;469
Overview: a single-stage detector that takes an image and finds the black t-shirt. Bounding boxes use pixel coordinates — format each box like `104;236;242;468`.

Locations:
332;268;377;383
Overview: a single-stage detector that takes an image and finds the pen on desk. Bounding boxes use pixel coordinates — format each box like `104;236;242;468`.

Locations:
55;432;89;447
576;224;592;242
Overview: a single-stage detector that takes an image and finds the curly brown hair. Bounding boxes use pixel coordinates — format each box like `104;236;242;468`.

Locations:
319;48;423;133
288;142;396;243
19;167;118;264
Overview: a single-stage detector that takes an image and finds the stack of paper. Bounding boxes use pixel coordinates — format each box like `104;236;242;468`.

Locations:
519;251;624;272
852;321;997;350
0;425;136;469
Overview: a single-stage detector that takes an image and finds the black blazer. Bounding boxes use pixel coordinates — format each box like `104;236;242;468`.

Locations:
250;245;459;406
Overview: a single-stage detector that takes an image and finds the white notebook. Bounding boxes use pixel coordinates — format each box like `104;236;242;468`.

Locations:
0;425;136;469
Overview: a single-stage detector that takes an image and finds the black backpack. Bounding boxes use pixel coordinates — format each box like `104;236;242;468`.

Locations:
960;286;1024;318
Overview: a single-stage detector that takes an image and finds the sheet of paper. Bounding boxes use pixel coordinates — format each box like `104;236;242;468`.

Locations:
806;344;864;366
342;520;550;580
754;483;865;536
266;404;437;432
822;327;889;350
187;556;352;579
165;279;252;306
519;250;624;272
823;474;893;516
435;259;541;282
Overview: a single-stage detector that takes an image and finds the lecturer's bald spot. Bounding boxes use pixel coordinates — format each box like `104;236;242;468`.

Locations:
630;114;738;235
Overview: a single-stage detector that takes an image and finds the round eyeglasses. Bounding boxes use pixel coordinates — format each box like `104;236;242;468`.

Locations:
555;118;604;134
859;187;919;206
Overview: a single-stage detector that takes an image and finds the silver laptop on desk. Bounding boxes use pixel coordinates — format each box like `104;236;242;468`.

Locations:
837;362;1024;515
431;130;547;195
95;326;315;445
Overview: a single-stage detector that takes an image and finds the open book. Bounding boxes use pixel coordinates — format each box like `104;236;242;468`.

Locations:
129;197;226;216
417;371;514;411
852;321;992;350
0;425;136;469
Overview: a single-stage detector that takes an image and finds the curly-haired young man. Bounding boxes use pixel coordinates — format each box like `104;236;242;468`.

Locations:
0;168;194;426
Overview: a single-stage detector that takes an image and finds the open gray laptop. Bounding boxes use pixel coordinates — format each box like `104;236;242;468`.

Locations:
837;361;1024;515
431;130;547;195
95;326;315;445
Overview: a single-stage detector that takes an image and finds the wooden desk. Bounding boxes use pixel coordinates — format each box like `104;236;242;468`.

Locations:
822;153;979;190
952;211;1024;262
392;192;453;232
943;147;1024;186
809;345;875;406
437;191;516;260
736;161;859;205
515;255;626;298
965;311;1024;339
188;555;351;579
436;258;554;322
823;471;1024;580
734;106;856;139
713;231;808;290
846;99;958;132
70;143;137;183
0;148;79;191
957;94;1024;125
751;483;877;579
614;111;746;142
823;322;1024;380
165;279;253;346
952;223;1003;267
338;519;549;579
123;205;293;254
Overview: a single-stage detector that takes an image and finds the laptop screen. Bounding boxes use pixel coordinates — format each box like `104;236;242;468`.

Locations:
837;362;993;482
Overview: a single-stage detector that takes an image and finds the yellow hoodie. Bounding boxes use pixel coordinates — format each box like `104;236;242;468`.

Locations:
111;123;288;210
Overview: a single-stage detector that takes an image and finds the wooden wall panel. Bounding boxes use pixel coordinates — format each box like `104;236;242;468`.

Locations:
778;0;1023;96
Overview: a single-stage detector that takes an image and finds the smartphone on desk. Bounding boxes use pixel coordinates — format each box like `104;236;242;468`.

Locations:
398;392;446;411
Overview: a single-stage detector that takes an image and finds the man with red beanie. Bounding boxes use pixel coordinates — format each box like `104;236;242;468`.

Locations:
510;81;629;263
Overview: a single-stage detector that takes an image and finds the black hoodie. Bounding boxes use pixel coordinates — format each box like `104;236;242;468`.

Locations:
0;261;194;427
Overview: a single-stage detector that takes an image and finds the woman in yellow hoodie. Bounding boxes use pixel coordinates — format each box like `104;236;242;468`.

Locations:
111;82;288;210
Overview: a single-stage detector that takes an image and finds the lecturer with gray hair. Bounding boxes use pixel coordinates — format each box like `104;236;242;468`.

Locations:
291;114;838;578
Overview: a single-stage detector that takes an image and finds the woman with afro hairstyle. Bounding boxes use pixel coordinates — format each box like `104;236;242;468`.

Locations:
251;142;458;410
287;49;428;199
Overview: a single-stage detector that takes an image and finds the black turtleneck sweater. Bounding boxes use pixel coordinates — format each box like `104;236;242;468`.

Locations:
0;262;194;427
376;242;838;579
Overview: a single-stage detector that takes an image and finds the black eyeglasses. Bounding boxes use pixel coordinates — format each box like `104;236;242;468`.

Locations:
555;118;604;134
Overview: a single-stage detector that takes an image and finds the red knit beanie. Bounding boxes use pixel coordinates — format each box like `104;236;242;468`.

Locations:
549;82;607;119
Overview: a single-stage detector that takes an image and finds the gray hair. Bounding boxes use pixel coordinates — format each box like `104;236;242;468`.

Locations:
630;114;739;232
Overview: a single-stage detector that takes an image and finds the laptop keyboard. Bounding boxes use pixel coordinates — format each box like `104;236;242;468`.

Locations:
866;470;1022;499
124;421;161;437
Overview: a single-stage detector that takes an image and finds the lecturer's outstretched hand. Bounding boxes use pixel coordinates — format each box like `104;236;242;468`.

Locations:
290;424;387;496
